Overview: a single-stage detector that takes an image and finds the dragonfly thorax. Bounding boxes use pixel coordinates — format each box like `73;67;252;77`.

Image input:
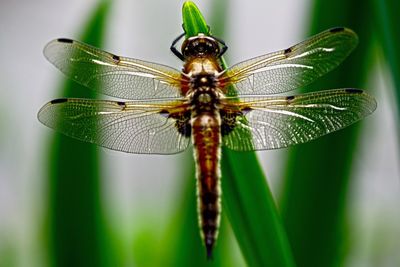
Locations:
197;92;212;104
190;73;216;88
190;86;220;111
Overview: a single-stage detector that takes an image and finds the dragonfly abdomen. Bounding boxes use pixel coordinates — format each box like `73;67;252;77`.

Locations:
191;111;222;259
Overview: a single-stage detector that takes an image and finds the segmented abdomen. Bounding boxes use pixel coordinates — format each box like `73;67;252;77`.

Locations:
191;111;222;259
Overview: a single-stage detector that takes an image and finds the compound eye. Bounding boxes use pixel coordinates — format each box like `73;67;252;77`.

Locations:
208;42;219;56
181;36;220;58
197;43;208;53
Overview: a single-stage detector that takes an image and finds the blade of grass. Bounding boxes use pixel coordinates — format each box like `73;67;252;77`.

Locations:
374;0;400;139
46;1;114;267
182;1;209;38
182;2;296;266
280;1;375;267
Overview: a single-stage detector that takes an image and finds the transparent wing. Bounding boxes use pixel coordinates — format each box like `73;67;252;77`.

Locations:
44;38;185;100
219;28;358;96
222;89;376;151
38;98;191;154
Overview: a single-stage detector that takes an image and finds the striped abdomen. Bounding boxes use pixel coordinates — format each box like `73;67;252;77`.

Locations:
191;111;222;259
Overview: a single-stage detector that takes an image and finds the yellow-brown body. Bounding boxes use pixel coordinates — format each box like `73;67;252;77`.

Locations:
182;54;224;257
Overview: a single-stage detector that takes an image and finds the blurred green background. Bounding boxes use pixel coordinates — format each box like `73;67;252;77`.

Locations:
0;0;399;266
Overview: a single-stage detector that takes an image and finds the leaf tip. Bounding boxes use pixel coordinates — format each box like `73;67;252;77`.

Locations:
182;1;209;38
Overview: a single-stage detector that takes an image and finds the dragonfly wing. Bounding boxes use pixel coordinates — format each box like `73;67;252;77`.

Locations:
38;98;191;154
222;89;376;151
220;28;358;96
44;39;184;100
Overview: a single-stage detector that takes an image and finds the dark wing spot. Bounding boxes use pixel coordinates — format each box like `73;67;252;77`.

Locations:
330;27;345;33
241;106;252;113
284;47;292;55
220;110;240;136
170;111;191;137
345;88;363;94
50;98;68;104
117;101;126;110
286;95;295;102
112;54;121;63
159;109;170;118
57;38;73;44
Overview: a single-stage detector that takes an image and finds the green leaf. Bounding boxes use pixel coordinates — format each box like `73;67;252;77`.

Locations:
46;1;114;267
280;1;375;267
221;152;296;267
374;0;400;137
182;2;296;266
182;1;210;37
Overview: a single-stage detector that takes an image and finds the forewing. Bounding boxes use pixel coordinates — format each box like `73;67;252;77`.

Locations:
38;98;190;154
44;39;184;99
222;89;376;151
220;28;358;96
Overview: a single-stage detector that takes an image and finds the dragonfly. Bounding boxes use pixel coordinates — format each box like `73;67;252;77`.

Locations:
38;27;376;258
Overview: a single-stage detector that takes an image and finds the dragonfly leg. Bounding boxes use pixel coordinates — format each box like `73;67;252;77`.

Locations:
211;35;228;57
170;32;186;61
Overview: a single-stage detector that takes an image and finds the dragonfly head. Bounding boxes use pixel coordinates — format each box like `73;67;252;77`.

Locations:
182;34;220;58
